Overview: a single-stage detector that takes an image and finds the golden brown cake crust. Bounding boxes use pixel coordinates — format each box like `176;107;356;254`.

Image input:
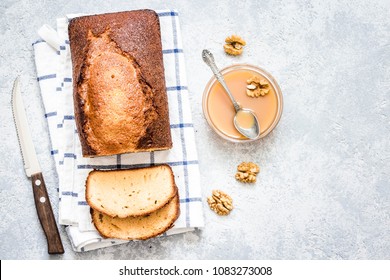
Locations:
68;10;172;157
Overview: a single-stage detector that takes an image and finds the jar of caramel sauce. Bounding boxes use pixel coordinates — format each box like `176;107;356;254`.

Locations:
202;64;283;142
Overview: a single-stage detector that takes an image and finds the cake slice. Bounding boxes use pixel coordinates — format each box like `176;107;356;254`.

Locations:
86;164;178;218
91;195;180;240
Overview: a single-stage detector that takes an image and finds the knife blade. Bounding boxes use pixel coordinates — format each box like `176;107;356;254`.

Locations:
12;77;64;254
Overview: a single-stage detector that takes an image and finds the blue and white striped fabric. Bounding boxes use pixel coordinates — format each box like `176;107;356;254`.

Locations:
33;10;204;252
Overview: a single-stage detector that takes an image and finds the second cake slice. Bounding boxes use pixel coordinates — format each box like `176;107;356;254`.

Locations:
91;195;180;240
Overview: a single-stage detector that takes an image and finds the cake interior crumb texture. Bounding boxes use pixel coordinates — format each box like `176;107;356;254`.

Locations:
86;165;178;218
68;10;172;157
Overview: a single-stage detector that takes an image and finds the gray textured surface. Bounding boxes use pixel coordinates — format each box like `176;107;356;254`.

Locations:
1;0;389;260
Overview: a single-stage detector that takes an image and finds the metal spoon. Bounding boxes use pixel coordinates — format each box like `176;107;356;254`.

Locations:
202;49;260;139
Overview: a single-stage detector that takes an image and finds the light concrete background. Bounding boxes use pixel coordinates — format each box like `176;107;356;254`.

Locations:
0;0;389;260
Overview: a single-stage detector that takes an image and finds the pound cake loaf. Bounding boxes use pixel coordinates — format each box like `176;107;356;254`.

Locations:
86;165;178;218
91;195;180;240
68;10;172;157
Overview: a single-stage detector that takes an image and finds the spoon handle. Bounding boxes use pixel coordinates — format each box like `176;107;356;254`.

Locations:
202;49;241;112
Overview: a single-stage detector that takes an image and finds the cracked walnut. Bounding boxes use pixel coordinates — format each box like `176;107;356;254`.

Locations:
207;189;233;215
235;162;260;183
246;75;270;97
224;35;246;56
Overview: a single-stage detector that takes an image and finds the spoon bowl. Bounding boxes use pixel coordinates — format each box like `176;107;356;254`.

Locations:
202;49;260;140
234;108;260;139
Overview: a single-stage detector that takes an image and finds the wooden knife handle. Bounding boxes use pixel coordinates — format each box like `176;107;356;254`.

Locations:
31;173;64;254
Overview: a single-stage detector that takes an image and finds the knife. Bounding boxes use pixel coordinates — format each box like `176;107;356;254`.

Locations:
12;77;64;254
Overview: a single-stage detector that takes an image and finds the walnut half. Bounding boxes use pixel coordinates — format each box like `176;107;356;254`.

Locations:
246;75;270;97
235;162;260;183
207;190;233;215
224;35;246;56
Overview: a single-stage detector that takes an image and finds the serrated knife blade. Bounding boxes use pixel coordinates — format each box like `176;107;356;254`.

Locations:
12;76;41;177
12;77;64;254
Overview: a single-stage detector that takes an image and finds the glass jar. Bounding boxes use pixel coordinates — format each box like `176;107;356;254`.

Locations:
202;64;283;142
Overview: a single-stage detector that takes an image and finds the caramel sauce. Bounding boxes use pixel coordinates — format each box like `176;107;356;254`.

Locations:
206;69;278;140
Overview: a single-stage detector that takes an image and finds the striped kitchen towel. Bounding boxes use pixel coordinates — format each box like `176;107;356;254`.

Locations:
33;10;204;252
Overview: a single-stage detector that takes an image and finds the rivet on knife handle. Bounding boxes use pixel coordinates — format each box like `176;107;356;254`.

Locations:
31;173;64;254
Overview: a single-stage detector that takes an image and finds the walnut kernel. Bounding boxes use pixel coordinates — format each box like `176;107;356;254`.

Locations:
235;162;260;183
207;189;233;215
224;35;246;56
245;75;270;98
